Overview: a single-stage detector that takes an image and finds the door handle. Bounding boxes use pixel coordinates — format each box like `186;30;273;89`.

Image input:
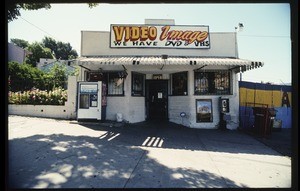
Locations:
152;96;154;102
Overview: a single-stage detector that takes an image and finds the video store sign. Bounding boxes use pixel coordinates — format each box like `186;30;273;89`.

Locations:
110;24;210;49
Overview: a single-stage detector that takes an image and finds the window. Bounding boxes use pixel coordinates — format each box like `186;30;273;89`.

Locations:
132;72;145;96
85;71;125;96
171;71;188;95
107;72;124;96
79;94;89;109
194;70;231;95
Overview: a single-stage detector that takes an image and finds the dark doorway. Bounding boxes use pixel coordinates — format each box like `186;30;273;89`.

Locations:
146;80;168;120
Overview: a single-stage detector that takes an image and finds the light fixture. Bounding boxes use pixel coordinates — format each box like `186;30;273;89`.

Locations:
161;54;168;59
189;61;196;65
132;60;140;65
160;54;168;70
118;71;128;79
235;23;244;32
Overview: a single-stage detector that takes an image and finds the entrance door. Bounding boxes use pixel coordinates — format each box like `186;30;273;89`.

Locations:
146;80;168;120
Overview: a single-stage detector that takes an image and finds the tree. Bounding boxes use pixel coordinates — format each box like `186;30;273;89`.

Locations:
47;63;68;89
68;50;78;60
7;3;98;22
10;38;29;49
42;36;57;55
7;3;51;22
26;42;54;67
9;37;78;66
56;42;72;60
42;36;78;60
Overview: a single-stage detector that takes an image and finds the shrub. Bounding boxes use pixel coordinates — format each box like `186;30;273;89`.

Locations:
8;87;67;105
8;62;48;92
8;61;70;92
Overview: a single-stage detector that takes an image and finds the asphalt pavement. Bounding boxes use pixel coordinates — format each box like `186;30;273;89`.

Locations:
7;115;292;188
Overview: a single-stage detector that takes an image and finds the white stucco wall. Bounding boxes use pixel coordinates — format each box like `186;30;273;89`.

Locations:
78;65;239;129
104;68;146;123
106;96;145;123
8;104;76;119
168;71;239;129
8;76;77;120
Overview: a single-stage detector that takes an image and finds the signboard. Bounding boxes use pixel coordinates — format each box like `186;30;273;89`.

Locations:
80;84;98;93
110;24;210;49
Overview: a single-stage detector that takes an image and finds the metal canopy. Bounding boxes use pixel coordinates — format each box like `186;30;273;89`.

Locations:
75;56;264;73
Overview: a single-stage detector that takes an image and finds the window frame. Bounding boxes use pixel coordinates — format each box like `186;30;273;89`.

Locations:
106;72;125;96
131;72;145;97
194;70;232;95
85;71;125;96
170;71;188;96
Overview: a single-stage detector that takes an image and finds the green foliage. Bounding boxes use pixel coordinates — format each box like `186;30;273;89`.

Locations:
7;4;22;22
8;87;67;105
9;36;78;66
42;37;57;56
47;63;68;89
8;62;47;92
69;65;80;76
88;3;99;8
20;3;51;10
10;38;29;49
7;3;51;22
42;37;78;60
68;51;78;60
26;42;54;67
8;61;73;92
8;61;69;105
8;3;95;22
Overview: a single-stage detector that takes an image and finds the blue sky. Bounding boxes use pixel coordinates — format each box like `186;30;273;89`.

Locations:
8;3;291;84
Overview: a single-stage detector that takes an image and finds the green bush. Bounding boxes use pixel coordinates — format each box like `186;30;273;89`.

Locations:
8;62;48;91
8;61;69;92
9;87;67;105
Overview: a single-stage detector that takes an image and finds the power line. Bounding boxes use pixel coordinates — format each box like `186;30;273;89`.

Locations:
239;34;290;38
19;16;59;41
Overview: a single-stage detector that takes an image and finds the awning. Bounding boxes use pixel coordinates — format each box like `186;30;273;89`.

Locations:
75;56;264;72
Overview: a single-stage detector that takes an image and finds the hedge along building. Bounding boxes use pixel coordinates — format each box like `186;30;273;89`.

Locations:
75;19;263;129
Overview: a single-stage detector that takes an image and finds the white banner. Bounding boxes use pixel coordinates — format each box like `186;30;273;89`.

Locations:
110;25;210;49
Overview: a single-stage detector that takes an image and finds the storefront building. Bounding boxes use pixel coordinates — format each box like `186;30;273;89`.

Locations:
75;19;263;129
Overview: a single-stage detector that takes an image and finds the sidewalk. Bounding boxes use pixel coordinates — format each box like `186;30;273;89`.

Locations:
8;115;292;188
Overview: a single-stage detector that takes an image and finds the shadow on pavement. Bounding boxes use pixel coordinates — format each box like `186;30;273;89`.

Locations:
8;133;246;188
253;128;291;157
77;120;284;156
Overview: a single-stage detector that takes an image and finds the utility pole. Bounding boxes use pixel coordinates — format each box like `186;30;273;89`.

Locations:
235;23;244;81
